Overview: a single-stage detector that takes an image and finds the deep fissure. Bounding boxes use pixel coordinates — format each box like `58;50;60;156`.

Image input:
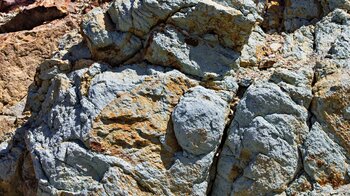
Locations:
206;84;248;195
0;6;67;34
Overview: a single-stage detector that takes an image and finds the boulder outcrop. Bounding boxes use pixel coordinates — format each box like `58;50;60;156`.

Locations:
1;0;350;195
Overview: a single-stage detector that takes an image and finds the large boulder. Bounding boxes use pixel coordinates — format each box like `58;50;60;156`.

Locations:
212;82;309;195
172;86;232;155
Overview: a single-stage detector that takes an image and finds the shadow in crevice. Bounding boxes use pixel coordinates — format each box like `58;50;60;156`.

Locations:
261;0;324;34
0;6;67;34
0;0;35;13
261;0;286;33
0;122;38;196
160;117;182;170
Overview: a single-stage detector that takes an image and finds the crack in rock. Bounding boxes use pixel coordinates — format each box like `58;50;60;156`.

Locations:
0;6;67;33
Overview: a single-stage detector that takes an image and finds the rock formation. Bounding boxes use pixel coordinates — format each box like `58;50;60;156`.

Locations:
1;0;350;195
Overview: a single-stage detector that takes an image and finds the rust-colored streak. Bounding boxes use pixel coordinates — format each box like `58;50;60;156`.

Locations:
89;75;196;173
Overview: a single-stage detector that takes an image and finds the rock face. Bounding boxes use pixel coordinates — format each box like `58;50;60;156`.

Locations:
26;61;234;195
0;1;75;155
213;81;309;195
145;25;240;77
1;0;350;195
0;0;106;194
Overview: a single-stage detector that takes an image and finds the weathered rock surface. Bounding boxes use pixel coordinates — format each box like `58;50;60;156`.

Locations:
25;61;235;195
84;0;257;70
312;71;350;155
212;81;309;195
173;86;232;155
0;9;75;147
0;0;108;194
1;0;350;195
81;7;142;65
305;70;350;190
302;122;349;188
283;0;322;32
145;25;239;77
107;0;197;37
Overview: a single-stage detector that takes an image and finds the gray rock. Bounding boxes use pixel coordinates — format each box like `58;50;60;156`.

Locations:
108;0;197;37
6;0;350;195
202;75;240;92
319;0;350;13
302;122;349;187
167;151;217;195
310;70;350;189
239;26;266;67
26;60;234;195
282;25;315;61
270;67;313;108
107;0;257;51
145;25;239;77
315;9;350;68
213;0;266;22
172;86;232;155
282;0;350;32
0;126;29;193
53;29;91;62
328;31;350;59
168;0;256;49
81;7;142;65
285;174;313;195
212;81;309;195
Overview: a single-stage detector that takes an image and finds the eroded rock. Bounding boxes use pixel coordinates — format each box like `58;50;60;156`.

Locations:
0;0;69;33
312;70;350;160
168;0;256;49
108;0;197;37
213;81;309;195
302;122;349;188
2;0;350;195
172;86;232;155
23;59;236;194
145;25;239;77
81;7;142;65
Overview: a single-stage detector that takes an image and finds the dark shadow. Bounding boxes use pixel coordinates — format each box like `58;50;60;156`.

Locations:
0;6;67;34
0;0;35;13
0;122;38;196
160;117;182;170
261;0;324;34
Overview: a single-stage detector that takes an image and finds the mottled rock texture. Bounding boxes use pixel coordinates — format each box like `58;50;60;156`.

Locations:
0;0;106;194
1;0;350;195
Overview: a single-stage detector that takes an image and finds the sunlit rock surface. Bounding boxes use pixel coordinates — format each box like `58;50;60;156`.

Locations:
1;0;350;195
